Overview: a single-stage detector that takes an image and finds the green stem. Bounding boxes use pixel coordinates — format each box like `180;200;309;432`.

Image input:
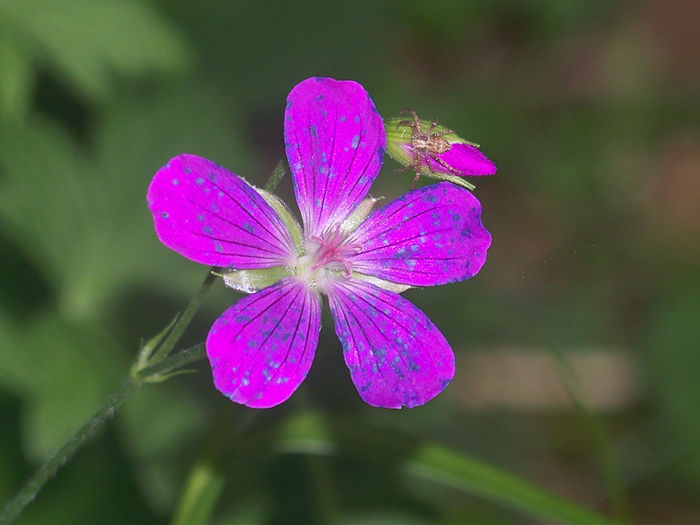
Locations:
170;461;225;525
306;455;339;524
264;158;287;192
512;317;631;524
546;347;631;523
148;270;217;366
170;409;258;525
0;340;212;524
0;379;141;523
1;265;216;524
0;341;210;524
135;343;206;381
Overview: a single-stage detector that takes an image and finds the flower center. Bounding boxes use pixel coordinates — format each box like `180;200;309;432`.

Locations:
293;224;360;286
310;225;361;277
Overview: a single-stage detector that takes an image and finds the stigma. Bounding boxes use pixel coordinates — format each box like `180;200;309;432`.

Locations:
293;225;361;286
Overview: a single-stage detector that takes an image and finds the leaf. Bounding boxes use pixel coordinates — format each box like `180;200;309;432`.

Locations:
89;80;253;296
0;81;250;315
0;26;33;118
0;116;93;306
118;383;212;512
0;0;191;100
275;412;619;525
0;312;122;461
404;443;616;525
171;461;225;525
337;512;432;525
644;279;700;488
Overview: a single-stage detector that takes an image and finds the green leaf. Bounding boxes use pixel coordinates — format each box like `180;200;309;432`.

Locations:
404;444;616;525
132;313;180;375
0;27;33;118
337;512;432;525
0;0;191;100
118;383;211;512
0;116;93;309
0;81;249;316
171;461;225;525
644;279;700;488
276;412;619;525
0;312;122;461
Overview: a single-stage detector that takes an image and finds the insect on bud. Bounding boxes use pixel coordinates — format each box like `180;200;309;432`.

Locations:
384;109;496;190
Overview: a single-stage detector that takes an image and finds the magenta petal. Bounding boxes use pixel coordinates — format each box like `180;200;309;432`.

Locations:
347;182;491;286
438;143;496;176
206;278;321;408
406;143;496;177
284;77;385;237
147;154;297;267
327;279;455;409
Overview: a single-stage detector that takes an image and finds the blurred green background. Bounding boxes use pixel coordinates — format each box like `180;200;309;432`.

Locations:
1;1;698;523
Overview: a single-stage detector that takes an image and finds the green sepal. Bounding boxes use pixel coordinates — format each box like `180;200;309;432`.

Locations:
131;313;179;377
353;272;411;294
340;197;381;235
385;117;479;149
421;171;475;190
256;187;304;254
142;368;198;384
221;266;289;294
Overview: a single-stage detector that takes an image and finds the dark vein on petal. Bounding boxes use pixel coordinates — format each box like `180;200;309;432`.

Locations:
351;227;456;257
330;285;373;394
234;284;302;400
354;201;459;246
353;281;445;374
318;107;338;233
330;111;362;227
338;281;410;395
334;118;378;226
185;197;286;253
207;177;289;247
267;286;309;389
191;231;283;256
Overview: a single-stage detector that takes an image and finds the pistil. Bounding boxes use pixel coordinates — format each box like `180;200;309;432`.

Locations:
310;225;361;277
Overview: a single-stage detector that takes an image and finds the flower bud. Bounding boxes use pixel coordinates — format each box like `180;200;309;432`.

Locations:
385;111;496;189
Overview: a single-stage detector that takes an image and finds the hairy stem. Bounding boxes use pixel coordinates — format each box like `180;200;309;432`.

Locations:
264;158;288;192
0;341;209;523
135;343;206;380
148;270;217;365
0;378;140;523
1;265;216;524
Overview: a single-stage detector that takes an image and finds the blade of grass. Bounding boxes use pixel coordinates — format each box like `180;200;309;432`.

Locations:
275;412;620;525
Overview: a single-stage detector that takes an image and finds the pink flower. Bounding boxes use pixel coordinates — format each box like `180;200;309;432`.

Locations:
147;78;492;409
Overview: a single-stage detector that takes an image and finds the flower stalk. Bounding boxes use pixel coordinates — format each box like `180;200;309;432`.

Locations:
131;269;217;379
0;337;206;524
0;378;140;523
